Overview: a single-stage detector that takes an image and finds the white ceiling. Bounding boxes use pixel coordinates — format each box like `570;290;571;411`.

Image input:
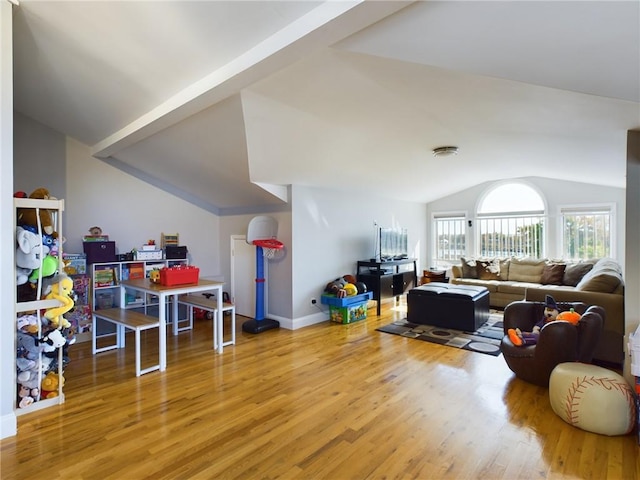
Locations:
12;1;640;213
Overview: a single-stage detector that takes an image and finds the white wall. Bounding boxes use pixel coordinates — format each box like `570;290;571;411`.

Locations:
13;112;65;196
290;185;428;328
1;0;17;439
65;138;222;279
426;176;626;267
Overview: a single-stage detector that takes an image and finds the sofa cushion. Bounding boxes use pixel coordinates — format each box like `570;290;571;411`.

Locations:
563;262;594;286
541;263;566;285
496;281;538;295
508;258;546;283
451;278;499;293
576;258;623;293
460;257;478;278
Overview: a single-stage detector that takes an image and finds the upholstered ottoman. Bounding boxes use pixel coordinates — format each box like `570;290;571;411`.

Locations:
407;283;490;331
549;362;636;436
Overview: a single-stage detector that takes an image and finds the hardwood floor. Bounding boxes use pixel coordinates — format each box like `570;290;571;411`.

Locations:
2;301;639;479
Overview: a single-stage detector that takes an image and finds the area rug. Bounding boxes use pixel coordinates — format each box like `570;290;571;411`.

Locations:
376;313;504;356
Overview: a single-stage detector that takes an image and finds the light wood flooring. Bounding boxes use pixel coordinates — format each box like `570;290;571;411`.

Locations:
2;300;639;479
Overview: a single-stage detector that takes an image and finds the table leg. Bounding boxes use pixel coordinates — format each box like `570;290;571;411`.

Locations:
159;293;167;371
216;286;223;354
172;293;179;336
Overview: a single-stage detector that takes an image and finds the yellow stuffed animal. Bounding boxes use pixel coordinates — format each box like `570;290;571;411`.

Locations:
44;276;74;329
41;372;65;399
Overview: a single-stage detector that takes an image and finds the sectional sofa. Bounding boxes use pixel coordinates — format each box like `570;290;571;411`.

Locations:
450;257;624;366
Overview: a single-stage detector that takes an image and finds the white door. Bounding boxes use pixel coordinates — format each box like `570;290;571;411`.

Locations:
231;236;256;318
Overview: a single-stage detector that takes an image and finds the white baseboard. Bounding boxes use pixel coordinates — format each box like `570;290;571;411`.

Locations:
265;311;327;330
0;412;16;439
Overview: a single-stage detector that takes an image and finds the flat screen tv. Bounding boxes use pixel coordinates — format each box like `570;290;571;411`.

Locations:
379;227;408;261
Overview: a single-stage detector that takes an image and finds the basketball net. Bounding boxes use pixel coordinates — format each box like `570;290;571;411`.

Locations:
253;238;284;260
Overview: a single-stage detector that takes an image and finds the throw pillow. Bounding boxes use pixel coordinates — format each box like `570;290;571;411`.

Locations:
499;258;510;279
576;262;623;293
563;262;594;287
476;259;502;280
507;257;546;283
540;263;566;285
460;257;478;278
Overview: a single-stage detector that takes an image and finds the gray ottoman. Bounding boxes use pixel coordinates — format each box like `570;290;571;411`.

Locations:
407;283;490;331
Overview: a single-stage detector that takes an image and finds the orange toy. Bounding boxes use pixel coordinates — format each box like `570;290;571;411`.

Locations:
557;308;581;325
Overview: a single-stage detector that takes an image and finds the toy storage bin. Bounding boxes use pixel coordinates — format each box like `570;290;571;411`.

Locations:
83;241;116;264
321;292;373;324
159;265;200;286
96;292;114;310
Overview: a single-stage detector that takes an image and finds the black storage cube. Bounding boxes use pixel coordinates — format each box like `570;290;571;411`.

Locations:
83;241;116;264
407;282;490;332
165;245;187;259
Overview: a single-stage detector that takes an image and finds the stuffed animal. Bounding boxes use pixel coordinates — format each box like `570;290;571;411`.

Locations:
28;254;59;285
43;275;74;329
17;385;39;409
17;314;39;334
17;331;54;398
41;372;64;399
17;330;45;362
508;295;560;346
16;188;57;236
39;328;66;352
16;226;50;285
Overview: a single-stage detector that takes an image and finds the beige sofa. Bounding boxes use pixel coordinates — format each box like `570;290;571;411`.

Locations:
450;257;624;366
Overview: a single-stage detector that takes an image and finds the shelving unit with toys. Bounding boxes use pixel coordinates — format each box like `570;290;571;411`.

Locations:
14;196;70;415
90;258;188;342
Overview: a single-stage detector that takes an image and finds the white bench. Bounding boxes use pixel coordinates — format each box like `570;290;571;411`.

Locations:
92;308;160;376
177;294;236;351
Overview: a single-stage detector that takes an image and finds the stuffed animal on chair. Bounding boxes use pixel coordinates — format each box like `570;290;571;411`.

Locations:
508;295;563;346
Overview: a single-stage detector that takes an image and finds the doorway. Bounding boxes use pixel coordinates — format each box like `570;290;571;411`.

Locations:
230;235;257;318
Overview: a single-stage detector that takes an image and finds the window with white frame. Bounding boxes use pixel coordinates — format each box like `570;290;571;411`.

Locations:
433;213;466;267
477;183;545;258
560;205;614;260
432;183;616;265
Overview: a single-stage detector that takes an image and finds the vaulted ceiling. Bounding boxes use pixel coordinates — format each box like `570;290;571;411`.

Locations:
13;1;640;214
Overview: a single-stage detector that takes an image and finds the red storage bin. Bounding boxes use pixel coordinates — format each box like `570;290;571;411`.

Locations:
159;266;199;286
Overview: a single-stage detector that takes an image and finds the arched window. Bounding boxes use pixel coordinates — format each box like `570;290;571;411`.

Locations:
432;180;613;266
476;182;545;258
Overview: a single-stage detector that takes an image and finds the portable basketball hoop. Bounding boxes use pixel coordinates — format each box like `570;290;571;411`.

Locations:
243;216;283;334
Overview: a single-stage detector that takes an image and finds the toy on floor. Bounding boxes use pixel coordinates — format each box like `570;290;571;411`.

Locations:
507;295;576;346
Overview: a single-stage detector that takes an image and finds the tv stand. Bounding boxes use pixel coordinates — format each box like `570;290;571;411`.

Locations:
356;258;417;316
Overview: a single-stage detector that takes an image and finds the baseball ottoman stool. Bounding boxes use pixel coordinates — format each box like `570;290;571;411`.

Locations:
549;362;636;436
407;283;490;332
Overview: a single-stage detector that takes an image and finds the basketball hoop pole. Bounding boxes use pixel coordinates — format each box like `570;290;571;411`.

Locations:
254;246;266;321
242;239;282;334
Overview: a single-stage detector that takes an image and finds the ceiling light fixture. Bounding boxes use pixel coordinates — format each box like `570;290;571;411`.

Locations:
432;146;459;157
